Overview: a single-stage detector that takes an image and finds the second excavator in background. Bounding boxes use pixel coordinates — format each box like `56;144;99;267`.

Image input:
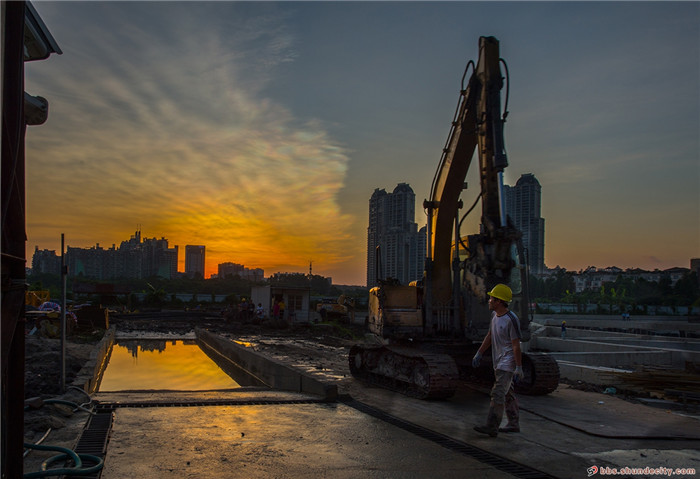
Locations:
349;36;559;399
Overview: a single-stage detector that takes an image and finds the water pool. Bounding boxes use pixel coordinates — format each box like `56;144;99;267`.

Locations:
99;339;248;392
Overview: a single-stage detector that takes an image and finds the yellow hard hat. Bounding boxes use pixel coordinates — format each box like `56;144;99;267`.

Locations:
487;283;512;303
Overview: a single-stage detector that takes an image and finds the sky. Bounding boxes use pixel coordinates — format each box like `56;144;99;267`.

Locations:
24;1;700;285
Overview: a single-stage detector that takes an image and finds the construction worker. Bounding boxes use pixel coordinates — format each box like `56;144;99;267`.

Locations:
472;283;523;437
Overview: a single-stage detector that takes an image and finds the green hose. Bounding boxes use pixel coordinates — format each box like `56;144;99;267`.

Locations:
23;396;102;477
22;442;103;478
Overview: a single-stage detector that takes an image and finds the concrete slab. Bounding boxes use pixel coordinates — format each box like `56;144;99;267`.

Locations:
518;388;700;439
342;380;700;478
343;381;596;478
100;402;512;479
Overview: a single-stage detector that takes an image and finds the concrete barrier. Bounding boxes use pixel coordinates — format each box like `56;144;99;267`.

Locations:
547;350;673;369
539;318;700;336
195;328;337;401
531;335;699;369
556;361;633;386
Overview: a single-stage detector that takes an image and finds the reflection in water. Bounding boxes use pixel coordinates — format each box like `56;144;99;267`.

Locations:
99;340;241;391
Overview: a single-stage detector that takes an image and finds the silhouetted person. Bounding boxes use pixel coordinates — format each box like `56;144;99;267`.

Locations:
273;299;280;320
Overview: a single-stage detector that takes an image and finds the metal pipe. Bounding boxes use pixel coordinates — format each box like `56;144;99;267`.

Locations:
497;171;507;227
452;207;461;334
424;201;434;334
61;233;66;391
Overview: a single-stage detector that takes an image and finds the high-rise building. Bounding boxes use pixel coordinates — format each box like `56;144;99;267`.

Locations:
61;230;178;280
218;262;264;282
367;183;426;288
219;262;245;278
503;173;545;275
31;246;61;275
185;245;206;278
141;238;178;279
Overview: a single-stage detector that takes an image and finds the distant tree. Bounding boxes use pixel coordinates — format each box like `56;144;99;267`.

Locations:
145;286;166;306
674;271;699;304
528;270;574;302
658;275;673;297
270;272;309;287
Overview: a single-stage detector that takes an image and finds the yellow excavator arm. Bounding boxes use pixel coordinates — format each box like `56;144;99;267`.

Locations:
425;36;522;332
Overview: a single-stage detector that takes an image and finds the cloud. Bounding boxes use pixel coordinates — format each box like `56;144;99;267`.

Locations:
25;3;354;277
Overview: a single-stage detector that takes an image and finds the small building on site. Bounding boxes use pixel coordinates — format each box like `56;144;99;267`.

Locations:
251;285;311;323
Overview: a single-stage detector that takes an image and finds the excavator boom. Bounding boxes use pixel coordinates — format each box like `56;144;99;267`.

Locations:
427;36;500;306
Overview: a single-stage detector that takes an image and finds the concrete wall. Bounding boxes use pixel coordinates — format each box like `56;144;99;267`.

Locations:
195;328;337;400
73;327;115;394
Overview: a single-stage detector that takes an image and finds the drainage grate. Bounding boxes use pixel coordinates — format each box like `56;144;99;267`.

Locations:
340;396;559;479
62;412;113;479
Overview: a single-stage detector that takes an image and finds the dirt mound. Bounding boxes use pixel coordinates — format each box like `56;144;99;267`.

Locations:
24;335;96;398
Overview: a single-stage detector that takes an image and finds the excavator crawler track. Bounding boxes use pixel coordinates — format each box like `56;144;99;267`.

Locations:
350;344;560;398
349;344;459;399
514;352;560;395
469;351;560;396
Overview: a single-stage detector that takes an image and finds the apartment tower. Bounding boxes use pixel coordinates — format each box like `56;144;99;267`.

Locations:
185;245;206;278
367;183;425;288
503;173;545;275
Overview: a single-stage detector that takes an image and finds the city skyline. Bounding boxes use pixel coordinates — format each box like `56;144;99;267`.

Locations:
30;233;696;283
23;2;699;285
30;231;268;280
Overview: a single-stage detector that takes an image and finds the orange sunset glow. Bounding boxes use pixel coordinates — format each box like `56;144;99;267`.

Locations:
23;2;699;285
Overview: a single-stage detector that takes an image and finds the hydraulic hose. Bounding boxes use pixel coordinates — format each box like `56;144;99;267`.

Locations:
23;393;102;477
23;429;51;458
22;443;103;478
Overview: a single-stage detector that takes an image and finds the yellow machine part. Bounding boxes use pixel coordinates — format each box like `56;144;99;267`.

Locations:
25;290;50;307
369;285;423;328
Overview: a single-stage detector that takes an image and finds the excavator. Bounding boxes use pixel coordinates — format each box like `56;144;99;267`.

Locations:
349;37;560;399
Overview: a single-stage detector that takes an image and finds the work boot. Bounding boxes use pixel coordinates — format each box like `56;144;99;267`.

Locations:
474;405;503;437
499;395;520;433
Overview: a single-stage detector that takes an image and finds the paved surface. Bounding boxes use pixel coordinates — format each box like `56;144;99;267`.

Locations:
101;400;510;479
347;383;700;478
92;381;700;479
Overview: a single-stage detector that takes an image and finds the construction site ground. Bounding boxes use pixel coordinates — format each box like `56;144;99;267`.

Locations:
23;319;700;478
